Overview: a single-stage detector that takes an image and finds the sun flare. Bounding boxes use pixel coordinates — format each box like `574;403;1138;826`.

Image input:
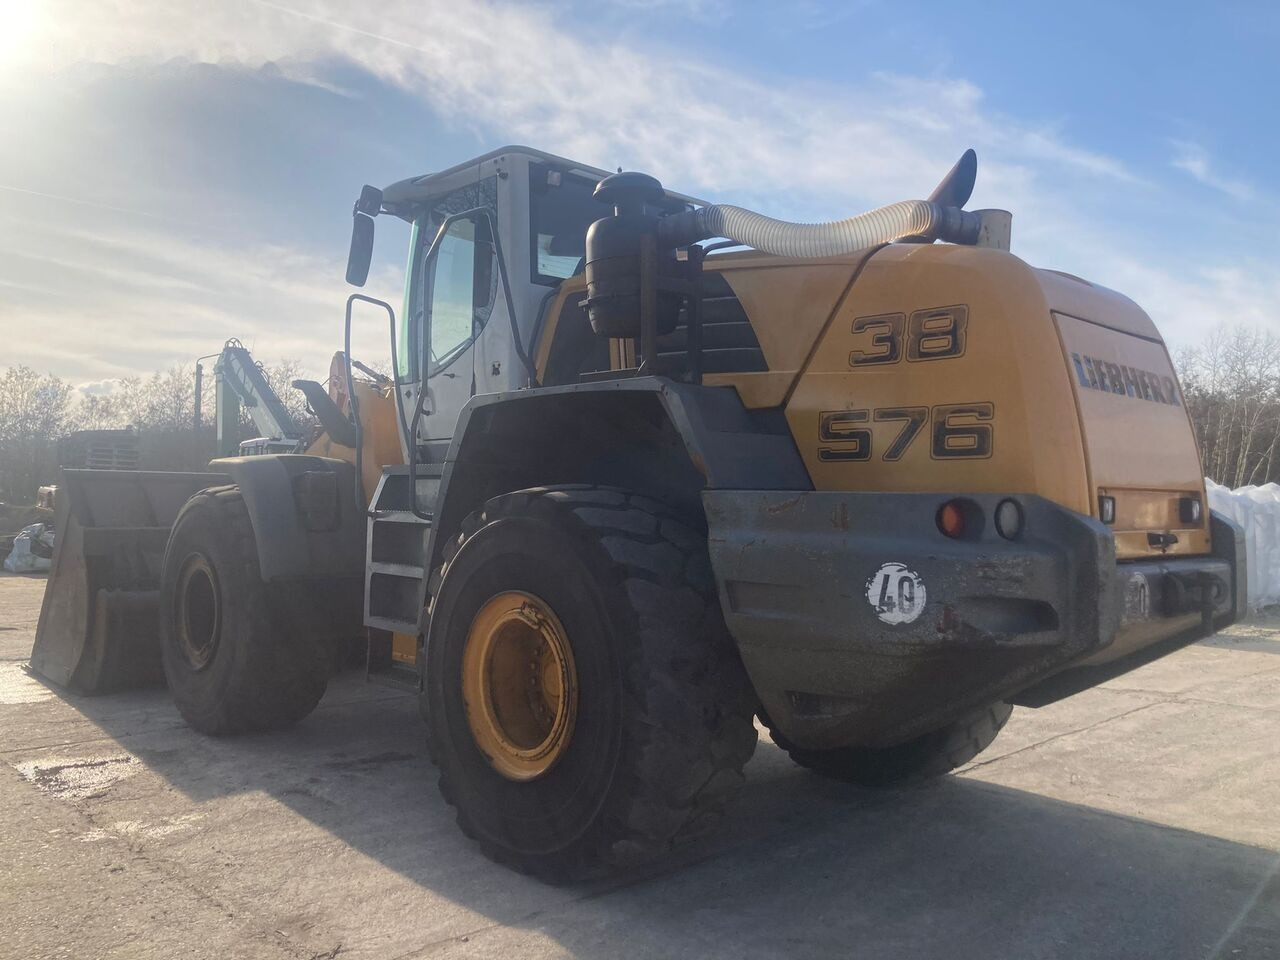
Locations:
0;0;44;64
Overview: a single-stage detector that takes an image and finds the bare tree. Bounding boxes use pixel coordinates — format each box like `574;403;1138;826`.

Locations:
1178;325;1280;489
259;358;318;430
0;354;324;503
0;366;71;501
77;392;125;431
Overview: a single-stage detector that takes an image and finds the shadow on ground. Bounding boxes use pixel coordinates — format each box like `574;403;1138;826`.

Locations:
15;664;1278;960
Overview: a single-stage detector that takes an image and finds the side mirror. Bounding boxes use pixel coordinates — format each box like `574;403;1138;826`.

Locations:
346;213;375;286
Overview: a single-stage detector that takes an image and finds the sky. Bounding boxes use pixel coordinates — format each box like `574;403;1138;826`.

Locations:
0;0;1276;397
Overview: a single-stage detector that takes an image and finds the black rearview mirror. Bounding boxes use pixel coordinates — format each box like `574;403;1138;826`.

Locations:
346;213;375;286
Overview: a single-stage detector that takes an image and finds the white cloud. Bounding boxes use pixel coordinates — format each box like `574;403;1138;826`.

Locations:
24;0;1136;205
5;0;1276;375
598;0;732;23
1170;139;1255;202
0;209;403;384
0;184;183;224
77;378;125;397
1105;255;1280;347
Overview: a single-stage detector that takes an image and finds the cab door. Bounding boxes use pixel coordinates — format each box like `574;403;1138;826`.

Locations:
414;191;497;441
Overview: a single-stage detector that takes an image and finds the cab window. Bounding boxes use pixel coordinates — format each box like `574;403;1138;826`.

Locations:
403;176;497;377
428;217;482;370
528;165;605;285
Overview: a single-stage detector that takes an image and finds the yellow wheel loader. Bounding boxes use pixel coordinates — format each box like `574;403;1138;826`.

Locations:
33;146;1244;878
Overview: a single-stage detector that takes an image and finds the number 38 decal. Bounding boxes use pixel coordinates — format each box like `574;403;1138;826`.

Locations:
849;305;968;366
819;403;994;462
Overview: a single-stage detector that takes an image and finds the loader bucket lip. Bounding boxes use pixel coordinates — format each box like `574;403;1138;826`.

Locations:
31;469;226;693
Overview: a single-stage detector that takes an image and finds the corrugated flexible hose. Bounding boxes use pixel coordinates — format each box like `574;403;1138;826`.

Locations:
661;199;982;257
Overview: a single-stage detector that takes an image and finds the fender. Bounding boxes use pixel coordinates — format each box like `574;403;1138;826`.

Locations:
211;455;365;581
418;376;813;631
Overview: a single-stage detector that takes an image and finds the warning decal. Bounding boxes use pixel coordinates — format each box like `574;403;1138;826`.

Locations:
865;563;927;625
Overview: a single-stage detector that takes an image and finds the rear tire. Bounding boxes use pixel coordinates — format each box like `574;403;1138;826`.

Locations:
160;485;330;735
763;702;1012;787
426;485;758;879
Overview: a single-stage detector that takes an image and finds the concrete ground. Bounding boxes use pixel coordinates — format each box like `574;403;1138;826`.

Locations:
2;573;1278;960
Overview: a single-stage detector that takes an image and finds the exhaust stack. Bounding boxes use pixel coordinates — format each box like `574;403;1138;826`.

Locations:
584;149;1009;339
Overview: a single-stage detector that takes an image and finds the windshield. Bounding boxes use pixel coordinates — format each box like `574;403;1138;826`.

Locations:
528;164;606;285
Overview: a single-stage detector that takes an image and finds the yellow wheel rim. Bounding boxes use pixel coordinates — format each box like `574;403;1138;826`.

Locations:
461;591;578;781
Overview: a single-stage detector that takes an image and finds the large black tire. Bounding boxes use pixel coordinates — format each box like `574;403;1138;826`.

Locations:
763;701;1013;787
159;485;331;735
425;485;758;879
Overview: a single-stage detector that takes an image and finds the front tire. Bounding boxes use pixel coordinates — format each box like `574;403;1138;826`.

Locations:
159;486;331;735
426;486;758;879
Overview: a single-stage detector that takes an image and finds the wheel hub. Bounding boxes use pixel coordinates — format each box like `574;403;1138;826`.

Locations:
461;591;578;781
176;553;220;671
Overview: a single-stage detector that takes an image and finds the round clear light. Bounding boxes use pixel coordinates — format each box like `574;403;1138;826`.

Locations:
995;499;1023;540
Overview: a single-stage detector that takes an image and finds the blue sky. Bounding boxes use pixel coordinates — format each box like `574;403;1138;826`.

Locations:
0;0;1275;392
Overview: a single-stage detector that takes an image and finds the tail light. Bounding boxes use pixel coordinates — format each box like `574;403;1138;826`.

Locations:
937;500;967;539
994;499;1023;540
1098;495;1116;525
1179;496;1202;525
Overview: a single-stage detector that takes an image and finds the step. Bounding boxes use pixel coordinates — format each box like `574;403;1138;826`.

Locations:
369;509;431;524
365;614;420;635
368;561;424;580
367;660;419;693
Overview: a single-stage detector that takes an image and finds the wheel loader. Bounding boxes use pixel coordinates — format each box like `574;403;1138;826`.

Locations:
32;146;1244;878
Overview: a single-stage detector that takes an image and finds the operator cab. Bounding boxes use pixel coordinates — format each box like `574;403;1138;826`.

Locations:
347;147;698;450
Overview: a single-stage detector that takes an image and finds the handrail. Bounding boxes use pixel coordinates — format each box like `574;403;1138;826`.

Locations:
343;293;414;514
346;205;537;523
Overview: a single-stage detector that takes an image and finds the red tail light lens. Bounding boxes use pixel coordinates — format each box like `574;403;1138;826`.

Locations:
937;500;966;539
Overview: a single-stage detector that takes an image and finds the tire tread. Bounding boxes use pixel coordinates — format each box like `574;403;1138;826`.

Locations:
162;485;330;735
764;701;1013;787
428;485;758;877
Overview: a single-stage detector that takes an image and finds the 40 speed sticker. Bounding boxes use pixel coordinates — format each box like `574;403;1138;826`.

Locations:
865;562;927;625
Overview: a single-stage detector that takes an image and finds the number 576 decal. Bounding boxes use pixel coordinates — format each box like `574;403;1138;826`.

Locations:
818;403;994;462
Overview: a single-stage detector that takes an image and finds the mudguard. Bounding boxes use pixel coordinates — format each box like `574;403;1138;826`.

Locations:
418;376;812;611
211;455;365;581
